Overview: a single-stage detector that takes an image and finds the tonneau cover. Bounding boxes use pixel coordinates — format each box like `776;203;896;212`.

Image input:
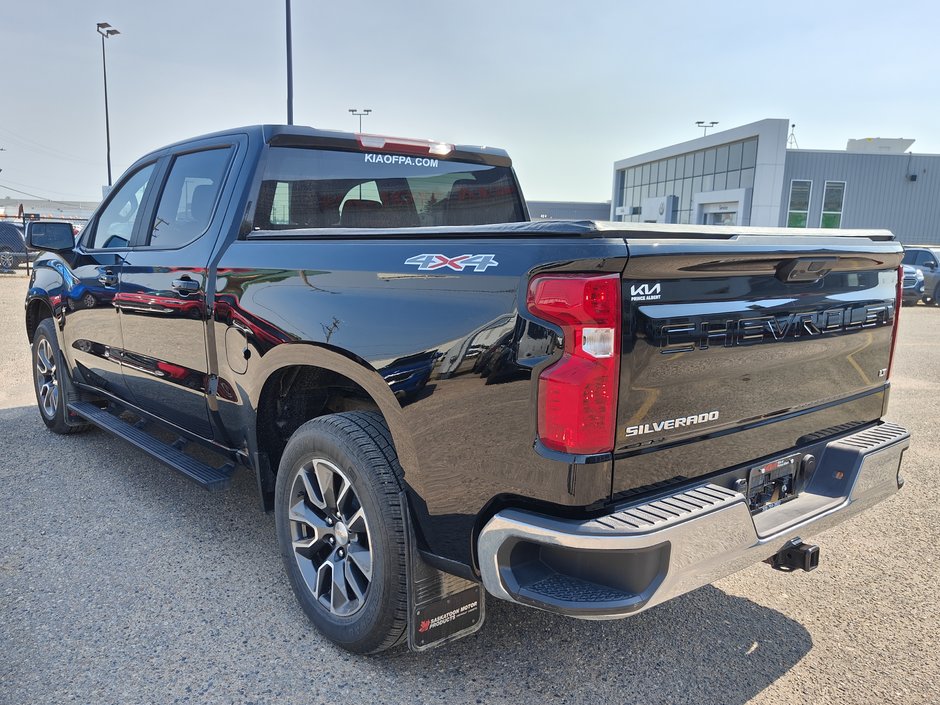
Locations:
248;220;897;241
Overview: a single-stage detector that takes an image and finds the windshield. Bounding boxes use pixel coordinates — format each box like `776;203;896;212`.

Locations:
253;147;525;230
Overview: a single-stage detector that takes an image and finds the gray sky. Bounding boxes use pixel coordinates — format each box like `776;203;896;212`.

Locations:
1;0;938;204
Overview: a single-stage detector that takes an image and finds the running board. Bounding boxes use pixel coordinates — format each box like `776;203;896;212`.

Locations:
67;401;234;491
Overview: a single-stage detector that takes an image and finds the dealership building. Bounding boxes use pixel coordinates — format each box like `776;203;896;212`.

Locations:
527;200;610;221
610;118;940;243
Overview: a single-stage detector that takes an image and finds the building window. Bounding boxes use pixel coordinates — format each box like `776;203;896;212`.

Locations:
820;181;845;228
787;180;812;227
270;181;291;224
617;137;758;223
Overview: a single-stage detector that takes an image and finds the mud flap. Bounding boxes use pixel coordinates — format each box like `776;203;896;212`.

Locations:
56;350;87;428
400;494;485;651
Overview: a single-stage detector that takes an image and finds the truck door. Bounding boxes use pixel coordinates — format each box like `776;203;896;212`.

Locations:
117;144;236;438
60;162;158;400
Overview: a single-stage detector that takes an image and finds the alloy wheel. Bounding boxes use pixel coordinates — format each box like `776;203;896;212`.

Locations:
0;249;14;270
289;458;373;617
35;338;59;418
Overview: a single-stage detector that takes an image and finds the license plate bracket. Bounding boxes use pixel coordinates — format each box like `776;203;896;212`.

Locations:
747;452;802;513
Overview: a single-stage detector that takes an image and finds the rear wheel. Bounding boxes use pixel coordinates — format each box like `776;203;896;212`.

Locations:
274;411;408;654
0;247;14;270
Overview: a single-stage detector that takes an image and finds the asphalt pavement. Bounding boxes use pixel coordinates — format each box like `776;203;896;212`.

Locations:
1;269;938;705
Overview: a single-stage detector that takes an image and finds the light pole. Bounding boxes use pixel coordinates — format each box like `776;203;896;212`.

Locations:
285;0;293;125
96;22;120;187
695;121;718;137
349;109;371;198
349;108;372;133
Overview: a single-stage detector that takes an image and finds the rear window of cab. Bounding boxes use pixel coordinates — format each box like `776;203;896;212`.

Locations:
252;147;525;230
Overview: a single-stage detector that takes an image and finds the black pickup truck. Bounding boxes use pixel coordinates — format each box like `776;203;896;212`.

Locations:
24;125;910;654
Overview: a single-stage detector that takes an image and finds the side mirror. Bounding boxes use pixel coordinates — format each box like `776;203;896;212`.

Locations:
925;260;938;270
25;221;75;253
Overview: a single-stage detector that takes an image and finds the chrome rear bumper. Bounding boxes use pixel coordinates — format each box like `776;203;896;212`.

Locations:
477;422;909;619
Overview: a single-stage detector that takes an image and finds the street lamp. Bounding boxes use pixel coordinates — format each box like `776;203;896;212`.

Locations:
695;121;718;136
348;109;372;198
349;108;372;133
96;22;120;187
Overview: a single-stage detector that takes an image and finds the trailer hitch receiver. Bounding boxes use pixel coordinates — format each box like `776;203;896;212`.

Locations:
771;538;820;572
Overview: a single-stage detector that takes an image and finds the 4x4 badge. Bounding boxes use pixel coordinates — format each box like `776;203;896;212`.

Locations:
404;254;498;272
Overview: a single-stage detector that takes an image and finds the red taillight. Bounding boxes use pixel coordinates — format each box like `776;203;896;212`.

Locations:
888;264;903;379
527;274;621;455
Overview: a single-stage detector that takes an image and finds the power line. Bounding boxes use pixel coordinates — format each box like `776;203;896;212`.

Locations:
0;139;98;166
0;176;91;200
0;182;87;209
0;126;98;165
0;125;89;157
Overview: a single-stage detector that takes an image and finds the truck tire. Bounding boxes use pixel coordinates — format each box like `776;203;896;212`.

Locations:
274;411;408;654
31;318;90;434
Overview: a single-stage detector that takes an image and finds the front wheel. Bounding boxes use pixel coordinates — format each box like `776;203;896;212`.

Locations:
0;247;15;271
31;318;89;434
274;412;408;654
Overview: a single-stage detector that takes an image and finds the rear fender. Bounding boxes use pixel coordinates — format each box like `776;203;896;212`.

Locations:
246;342;418;496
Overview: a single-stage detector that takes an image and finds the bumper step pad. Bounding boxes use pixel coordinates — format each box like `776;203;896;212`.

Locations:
589;485;740;532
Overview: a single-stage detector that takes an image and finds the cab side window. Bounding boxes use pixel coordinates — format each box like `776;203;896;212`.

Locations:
89;163;156;249
147;148;233;249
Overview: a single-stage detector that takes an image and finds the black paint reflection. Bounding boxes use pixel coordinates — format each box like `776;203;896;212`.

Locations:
379;351;440;402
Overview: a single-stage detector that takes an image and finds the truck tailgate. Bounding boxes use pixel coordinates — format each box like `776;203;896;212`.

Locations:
612;234;902;497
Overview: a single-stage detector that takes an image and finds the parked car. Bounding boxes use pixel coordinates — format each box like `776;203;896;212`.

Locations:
0;221;28;270
24;124;910;654
901;264;925;305
902;245;940;304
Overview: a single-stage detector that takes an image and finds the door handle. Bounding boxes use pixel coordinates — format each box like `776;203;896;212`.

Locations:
171;278;201;293
97;271;118;287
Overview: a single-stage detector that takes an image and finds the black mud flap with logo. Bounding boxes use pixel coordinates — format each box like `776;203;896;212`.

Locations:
401;496;485;651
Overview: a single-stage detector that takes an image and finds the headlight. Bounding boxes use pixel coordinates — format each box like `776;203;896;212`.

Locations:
915;268;925;280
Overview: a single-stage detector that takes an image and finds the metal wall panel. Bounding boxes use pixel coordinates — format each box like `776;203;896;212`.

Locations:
781;151;940;243
527;201;611;221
